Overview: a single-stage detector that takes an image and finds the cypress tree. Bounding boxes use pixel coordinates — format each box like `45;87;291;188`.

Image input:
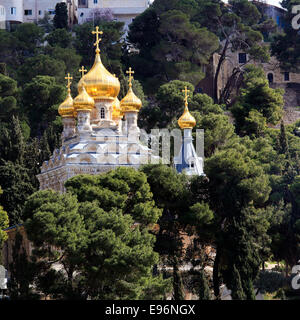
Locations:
198;270;211;300
53;3;68;29
11;116;25;165
278;120;289;157
0;116;26;164
39;130;51;163
8;231;39;300
172;257;185;300
231;265;246;300
24;138;41;189
0;160;36;225
0;186;9;264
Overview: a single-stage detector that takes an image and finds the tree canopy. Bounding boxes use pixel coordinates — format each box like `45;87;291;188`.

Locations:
23;168;170;299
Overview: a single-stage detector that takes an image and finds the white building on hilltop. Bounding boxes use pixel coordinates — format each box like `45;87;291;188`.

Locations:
77;0;149;33
0;0;77;30
0;0;149;31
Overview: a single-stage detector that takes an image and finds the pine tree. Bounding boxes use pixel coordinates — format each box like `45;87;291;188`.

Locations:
23;169;168;300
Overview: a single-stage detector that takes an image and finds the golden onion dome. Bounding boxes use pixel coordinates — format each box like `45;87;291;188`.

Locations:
178;86;196;129
178;106;196;129
120;67;142;113
120;87;142;113
58;89;74;118
78;53;120;100
73;82;95;114
112;97;121;120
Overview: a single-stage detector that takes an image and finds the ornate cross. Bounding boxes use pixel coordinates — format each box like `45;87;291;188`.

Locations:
182;86;190;107
92;26;103;52
126;67;134;87
79;66;87;78
65;73;73;90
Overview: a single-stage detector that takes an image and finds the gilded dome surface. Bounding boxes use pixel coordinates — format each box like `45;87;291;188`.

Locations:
73;82;95;113
120;87;142;113
78;54;120;100
58;73;75;118
178;106;196;129
120;67;142;113
58;90;74;118
112;97;121;120
178;86;196;129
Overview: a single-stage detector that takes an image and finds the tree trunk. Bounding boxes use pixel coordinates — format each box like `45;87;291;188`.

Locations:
219;67;242;107
213;38;229;103
213;246;221;299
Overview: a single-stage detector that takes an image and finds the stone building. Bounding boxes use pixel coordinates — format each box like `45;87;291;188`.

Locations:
197;48;300;125
197;2;300;125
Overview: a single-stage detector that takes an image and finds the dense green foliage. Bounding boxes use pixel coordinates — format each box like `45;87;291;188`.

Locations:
23;168;170;299
231;65;284;137
127;1;219;92
0;0;299;301
271;0;300;71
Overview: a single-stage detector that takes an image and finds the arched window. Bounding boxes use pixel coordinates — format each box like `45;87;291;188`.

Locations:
100;108;105;119
267;73;274;84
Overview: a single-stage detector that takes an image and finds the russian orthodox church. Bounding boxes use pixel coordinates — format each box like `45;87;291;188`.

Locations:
37;27;204;192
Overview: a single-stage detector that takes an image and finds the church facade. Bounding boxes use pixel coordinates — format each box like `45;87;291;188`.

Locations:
37;27;204;192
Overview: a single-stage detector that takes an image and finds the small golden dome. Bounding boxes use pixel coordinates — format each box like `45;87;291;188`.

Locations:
78;53;120;100
112;97;121;120
58;90;74;118
120;67;142;113
178;106;196;129
120;87;142;113
73;82;95;114
178;86;196;129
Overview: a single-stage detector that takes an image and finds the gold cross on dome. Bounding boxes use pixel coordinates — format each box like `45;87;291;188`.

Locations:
65;73;73;89
182;86;190;107
92;26;103;53
79;66;87;78
126;67;134;87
